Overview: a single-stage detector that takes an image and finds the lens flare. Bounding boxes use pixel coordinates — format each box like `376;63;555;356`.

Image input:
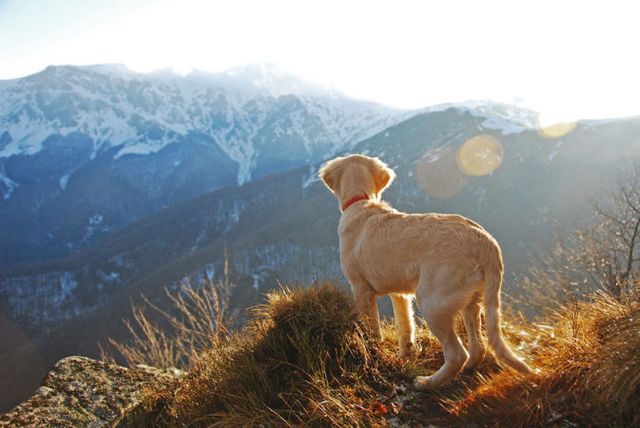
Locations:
536;121;577;138
415;146;468;198
456;134;503;176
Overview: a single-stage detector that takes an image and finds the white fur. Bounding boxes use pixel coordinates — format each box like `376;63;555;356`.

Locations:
319;154;532;389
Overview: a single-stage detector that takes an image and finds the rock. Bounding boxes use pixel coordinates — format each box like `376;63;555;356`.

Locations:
0;356;179;427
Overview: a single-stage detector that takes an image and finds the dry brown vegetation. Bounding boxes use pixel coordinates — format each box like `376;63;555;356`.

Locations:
452;290;640;427
117;282;638;427
151;284;394;426
101;274;236;369
512;163;640;317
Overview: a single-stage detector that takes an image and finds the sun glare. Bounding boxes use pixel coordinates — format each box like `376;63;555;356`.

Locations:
456;135;503;177
416;146;468;198
536;121;577;139
1;0;639;121
416;134;505;198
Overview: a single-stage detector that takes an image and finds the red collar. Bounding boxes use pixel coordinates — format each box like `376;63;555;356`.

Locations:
341;194;369;212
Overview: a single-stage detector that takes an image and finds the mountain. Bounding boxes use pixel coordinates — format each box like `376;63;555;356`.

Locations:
0;64;409;264
3;107;639;328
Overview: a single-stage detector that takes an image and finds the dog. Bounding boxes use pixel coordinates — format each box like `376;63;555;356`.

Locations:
319;154;532;389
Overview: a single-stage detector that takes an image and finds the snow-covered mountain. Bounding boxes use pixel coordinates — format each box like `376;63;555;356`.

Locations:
0;64;411;264
0;63;408;184
421;100;539;135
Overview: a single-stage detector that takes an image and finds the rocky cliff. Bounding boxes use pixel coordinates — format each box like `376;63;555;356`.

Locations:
0;356;180;427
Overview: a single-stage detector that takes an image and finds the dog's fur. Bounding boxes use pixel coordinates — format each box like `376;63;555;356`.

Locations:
319;154;532;389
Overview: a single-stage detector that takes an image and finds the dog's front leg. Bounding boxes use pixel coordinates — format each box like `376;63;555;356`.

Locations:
351;282;382;340
390;294;416;357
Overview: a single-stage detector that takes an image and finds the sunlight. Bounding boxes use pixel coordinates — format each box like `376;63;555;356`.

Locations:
2;0;639;120
536;121;577;139
456;134;503;177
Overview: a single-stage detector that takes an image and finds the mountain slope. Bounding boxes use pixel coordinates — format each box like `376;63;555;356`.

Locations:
0;64;408;264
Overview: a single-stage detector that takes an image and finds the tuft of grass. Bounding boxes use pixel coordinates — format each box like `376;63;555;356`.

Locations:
101;276;236;370
150;283;395;427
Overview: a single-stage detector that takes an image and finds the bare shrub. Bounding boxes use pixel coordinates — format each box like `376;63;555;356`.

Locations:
514;162;640;315
576;162;640;298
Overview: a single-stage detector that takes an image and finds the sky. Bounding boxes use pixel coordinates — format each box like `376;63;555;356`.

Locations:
1;0;639;122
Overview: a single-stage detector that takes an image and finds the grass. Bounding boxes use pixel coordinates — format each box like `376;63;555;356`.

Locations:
125;283;640;427
101;271;236;369
451;291;640;427
141;283;396;427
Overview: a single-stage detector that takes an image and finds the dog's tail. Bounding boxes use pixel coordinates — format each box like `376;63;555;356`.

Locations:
483;251;532;375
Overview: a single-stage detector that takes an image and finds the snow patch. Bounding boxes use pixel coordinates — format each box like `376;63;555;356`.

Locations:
548;141;562;161
213;200;245;232
82;213;109;243
98;270;120;284
89;214;103;225
0;170;19;199
252;274;261;291
480;116;527;135
302;165;319;189
420;100;538;134
115;141;166;159
204;264;215;281
59;173;70;190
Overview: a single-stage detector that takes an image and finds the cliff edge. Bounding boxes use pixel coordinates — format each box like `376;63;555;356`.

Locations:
0;356;180;427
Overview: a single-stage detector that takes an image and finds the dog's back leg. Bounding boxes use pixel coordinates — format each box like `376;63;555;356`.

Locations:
414;271;470;389
390;294;415;357
414;299;469;389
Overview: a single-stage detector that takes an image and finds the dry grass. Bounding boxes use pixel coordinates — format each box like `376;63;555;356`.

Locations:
101;276;236;369
451;290;640;427
122;283;640;427
147;283;396;427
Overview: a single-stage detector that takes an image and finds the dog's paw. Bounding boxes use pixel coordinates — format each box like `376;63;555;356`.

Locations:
462;348;486;373
462;359;482;373
413;375;437;391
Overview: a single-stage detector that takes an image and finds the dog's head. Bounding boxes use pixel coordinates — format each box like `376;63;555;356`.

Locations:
319;154;396;208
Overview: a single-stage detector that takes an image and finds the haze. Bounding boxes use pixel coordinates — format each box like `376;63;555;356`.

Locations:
1;0;639;123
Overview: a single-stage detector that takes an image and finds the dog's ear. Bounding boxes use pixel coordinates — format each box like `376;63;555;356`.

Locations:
369;157;396;195
319;157;344;193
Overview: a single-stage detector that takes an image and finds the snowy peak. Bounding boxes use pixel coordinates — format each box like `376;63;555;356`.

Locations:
0;64;407;184
420;100;539;134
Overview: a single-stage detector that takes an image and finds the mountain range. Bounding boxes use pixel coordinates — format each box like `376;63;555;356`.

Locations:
1;64;640;411
0;64;409;264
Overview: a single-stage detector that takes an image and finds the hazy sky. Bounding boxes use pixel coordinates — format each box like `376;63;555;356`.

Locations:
1;0;639;122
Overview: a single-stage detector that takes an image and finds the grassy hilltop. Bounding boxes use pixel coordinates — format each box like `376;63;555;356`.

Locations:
116;283;639;427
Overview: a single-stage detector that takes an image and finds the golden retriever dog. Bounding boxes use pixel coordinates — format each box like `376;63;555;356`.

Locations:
319;154;532;389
